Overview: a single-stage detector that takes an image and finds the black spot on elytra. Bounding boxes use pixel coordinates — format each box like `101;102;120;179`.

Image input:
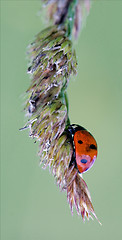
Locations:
89;144;97;150
78;140;83;144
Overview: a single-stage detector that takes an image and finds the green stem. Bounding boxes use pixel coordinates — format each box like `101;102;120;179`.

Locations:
65;0;78;39
59;89;70;126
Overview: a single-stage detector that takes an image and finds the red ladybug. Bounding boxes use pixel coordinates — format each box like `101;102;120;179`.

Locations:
66;124;97;173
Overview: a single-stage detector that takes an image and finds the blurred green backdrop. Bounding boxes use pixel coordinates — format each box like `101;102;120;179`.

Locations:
1;1;122;240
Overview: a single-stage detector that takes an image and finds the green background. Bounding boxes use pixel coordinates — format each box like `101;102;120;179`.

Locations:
1;1;122;240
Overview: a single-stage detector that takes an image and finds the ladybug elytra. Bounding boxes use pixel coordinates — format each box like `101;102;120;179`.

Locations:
66;124;97;174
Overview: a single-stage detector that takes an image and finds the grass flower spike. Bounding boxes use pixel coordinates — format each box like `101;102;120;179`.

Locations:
25;25;77;114
22;0;101;224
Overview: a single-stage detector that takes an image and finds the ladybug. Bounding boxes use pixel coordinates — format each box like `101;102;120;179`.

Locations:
66;124;97;173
